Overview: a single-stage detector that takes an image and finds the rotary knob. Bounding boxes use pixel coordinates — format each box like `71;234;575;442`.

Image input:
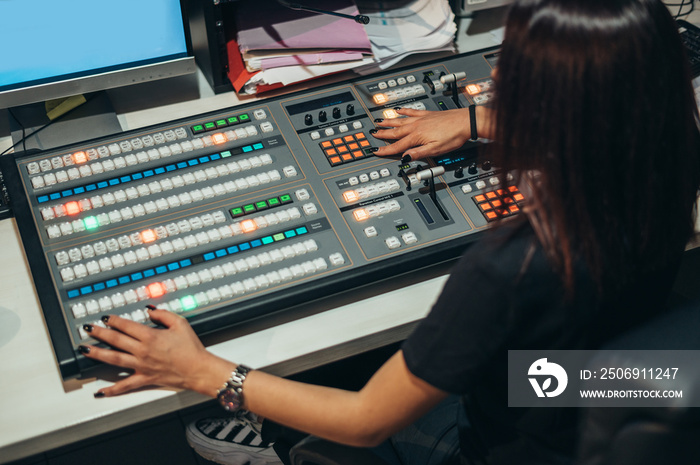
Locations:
346;104;355;115
467;163;478;175
454;166;464;178
333;107;341;119
304;114;313;126
318;110;327;122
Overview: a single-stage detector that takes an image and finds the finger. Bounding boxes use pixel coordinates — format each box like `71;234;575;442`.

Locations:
94;373;152;398
395;107;433;118
146;308;189;329
374;135;421;157
101;314;157;341
85;322;143;354
401;142;445;161
79;342;139;369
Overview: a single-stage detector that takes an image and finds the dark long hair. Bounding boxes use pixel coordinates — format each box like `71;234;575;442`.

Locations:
493;0;700;294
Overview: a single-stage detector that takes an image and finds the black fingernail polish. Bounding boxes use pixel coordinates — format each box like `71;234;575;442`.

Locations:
369;128;378;135
374;118;383;123
94;392;105;398
146;304;157;310
369;147;380;153
393;107;402;110
401;154;412;163
83;324;93;333
101;315;110;324
78;345;90;354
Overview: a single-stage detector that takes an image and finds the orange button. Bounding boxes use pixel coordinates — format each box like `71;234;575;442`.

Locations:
332;138;344;146
496;189;505;196
466;84;480;95
485;211;498;220
474;194;486;203
141;229;157;243
491;199;502;208
337;145;349;154
352;151;364;159
353;208;369;221
354;132;366;140
343;135;355;143
147;282;167;298
509;205;520;213
503;197;514;204
479;203;493;211
348;143;359;150
508;186;519;192
513;193;525;202
240;219;258;233
212;133;227;144
64;201;81;216
359;140;371;147
72;151;88;164
486;191;497;199
329;156;342;166
343;191;359;203
341;153;353;162
321;141;333;149
325;148;338;156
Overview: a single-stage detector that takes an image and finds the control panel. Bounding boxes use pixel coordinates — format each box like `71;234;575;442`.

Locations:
0;47;523;379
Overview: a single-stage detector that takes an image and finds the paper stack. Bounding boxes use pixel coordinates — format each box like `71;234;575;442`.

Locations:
226;0;456;94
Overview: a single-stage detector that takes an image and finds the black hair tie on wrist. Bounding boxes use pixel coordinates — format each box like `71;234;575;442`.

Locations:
469;104;478;141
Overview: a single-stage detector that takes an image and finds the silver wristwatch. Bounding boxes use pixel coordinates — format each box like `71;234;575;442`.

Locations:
217;364;252;412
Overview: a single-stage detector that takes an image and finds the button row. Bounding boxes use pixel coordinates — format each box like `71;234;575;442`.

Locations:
40;152;274;221
318;132;373;167
347;168;391;186
376;74;416;90
472;186;525;222
45;167;289;239
65;221;312;299
191;111;263;135
352;199;401;221
35;139;267;203
381;101;426;120
309;120;363;140
230;193;293;218
26;128;189;176
373;84;425;105
342;179;401;203
71;236;321;322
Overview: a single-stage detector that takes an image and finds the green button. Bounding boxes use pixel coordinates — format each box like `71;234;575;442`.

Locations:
255;201;268;210
227;116;238;124
230;207;244;217
267;197;280;207
83;216;98;230
216;119;227;128
180;295;197;311
273;233;285;241
221;150;232;158
280;194;292;204
204;122;216;130
192;124;205;133
243;204;256;214
239;113;250;121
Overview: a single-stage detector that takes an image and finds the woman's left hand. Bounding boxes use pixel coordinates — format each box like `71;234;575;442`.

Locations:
81;309;234;398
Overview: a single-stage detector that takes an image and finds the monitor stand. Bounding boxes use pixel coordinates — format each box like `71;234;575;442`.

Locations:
8;91;123;154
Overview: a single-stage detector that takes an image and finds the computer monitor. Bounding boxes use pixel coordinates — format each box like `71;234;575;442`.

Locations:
0;0;195;151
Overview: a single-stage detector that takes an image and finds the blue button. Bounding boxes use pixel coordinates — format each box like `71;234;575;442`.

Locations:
97;181;108;188
177;162;187;169
131;272;143;281
155;265;168;274
188;159;199;166
199;156;210;163
120;176;131;183
250;239;262;248
67;289;80;298
118;276;130;285
80;286;93;295
211;153;221;160
154;167;165;175
50;193;61;200
239;242;251;251
38;195;49;203
106;279;118;288
61;190;73;197
285;230;297;238
180;259;192;267
108;178;120;186
143;170;154;177
215;249;227;257
166;164;176;172
227;245;239;254
132;173;143;180
296;227;308;235
203;252;216;261
144;269;156;278
253;143;263;150
242;146;253;153
73;187;85;195
93;282;106;291
167;262;180;271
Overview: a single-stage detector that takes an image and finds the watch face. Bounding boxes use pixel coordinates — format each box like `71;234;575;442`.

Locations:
218;388;242;411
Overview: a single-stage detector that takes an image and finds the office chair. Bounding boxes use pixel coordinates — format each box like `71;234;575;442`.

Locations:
289;297;700;465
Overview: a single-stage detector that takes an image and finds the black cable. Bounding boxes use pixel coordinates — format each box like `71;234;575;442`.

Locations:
275;0;370;24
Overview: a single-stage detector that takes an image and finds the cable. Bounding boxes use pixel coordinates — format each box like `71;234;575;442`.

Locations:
275;0;370;24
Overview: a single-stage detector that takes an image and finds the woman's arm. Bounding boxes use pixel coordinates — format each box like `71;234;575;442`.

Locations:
372;106;494;161
82;309;448;448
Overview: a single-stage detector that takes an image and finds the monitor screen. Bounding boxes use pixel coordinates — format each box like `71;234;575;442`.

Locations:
0;0;194;109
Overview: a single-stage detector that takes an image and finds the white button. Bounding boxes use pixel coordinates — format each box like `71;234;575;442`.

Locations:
359;174;370;183
397;77;407;85
489;176;500;186
60;267;76;282
324;128;334;137
295;189;310;200
31;176;46;189
401;232;418;244
461;184;473;194
349;176;359;186
86;261;101;275
303;203;318;215
476;180;487;190
283;166;298;177
387;79;397;87
71;303;87;319
385;236;401;249
329;253;345;265
338;124;348;133
353;121;363;129
378;81;388;89
370;171;380;180
27;162;41;175
364;226;378;237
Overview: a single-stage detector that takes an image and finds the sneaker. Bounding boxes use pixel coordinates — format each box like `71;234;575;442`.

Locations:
186;411;282;465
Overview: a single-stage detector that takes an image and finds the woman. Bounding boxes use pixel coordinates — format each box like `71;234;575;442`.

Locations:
80;0;700;463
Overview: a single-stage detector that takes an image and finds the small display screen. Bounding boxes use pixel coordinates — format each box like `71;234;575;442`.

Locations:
285;92;355;115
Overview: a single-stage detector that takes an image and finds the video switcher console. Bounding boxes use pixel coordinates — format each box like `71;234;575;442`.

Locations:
1;46;524;379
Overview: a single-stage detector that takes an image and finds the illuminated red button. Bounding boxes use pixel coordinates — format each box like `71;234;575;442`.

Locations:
64;201;81;216
141;229;157;243
147;282;167;299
